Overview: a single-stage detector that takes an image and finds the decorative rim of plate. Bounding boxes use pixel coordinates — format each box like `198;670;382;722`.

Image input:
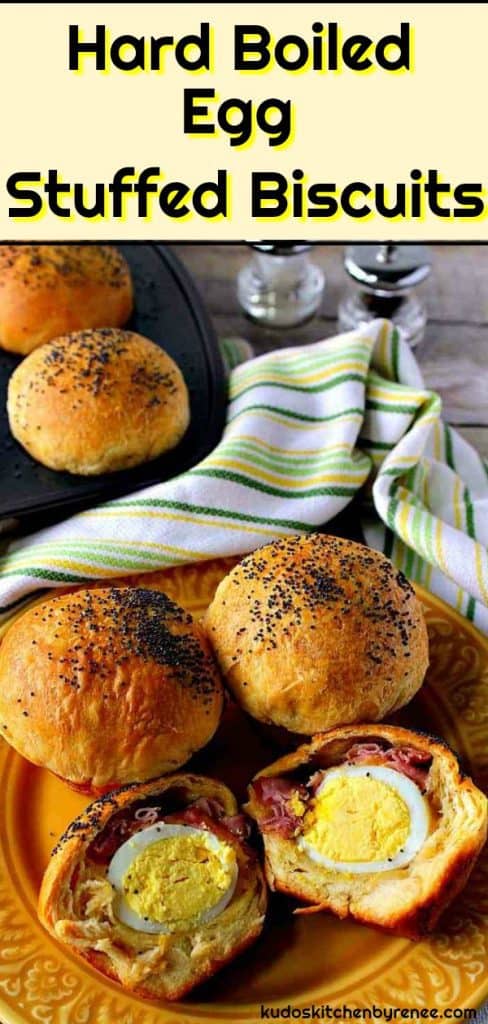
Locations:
416;583;488;650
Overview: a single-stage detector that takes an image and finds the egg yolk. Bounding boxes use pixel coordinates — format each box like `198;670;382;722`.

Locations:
289;792;307;817
302;776;411;863
121;834;236;929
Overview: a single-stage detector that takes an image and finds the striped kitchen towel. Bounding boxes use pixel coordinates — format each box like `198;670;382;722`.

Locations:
0;318;487;632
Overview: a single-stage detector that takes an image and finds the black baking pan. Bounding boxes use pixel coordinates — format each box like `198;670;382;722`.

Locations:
0;244;227;531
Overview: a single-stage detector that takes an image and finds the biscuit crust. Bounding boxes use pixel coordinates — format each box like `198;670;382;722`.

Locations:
246;724;488;938
7;328;190;474
0;588;223;792
205;535;429;734
0;244;133;355
38;774;267;1000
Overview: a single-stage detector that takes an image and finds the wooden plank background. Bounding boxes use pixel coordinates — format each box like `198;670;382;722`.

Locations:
170;244;488;460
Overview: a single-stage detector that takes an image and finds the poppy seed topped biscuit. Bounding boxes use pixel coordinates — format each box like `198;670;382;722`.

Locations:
7;328;190;474
205;534;429;735
0;587;223;792
0;244;133;355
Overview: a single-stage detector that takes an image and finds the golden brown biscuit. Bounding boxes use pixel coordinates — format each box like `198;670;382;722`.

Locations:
246;724;487;939
38;773;267;1000
7;328;190;474
0;244;133;355
205;534;429;734
0;588;223;792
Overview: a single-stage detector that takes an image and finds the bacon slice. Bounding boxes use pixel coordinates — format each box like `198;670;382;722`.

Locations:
88;796;251;864
345;741;432;788
251;742;432;841
174;799;251;841
251;777;308;837
382;746;433;788
222;815;251;840
88;815;134;863
345;742;386;764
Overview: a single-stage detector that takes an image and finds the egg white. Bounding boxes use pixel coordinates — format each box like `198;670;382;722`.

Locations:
108;822;238;934
297;764;429;874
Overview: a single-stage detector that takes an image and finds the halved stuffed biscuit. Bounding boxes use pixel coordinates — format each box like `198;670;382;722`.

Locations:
39;774;267;1000
246;725;487;938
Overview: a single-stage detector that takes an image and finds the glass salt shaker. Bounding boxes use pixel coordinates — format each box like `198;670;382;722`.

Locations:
338;244;431;348
237;243;325;328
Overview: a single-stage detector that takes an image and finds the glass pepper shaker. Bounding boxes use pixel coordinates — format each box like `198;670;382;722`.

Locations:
338;244;431;348
237;243;325;328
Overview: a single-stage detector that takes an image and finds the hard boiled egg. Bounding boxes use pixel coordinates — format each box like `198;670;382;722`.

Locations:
297;764;429;873
107;823;238;934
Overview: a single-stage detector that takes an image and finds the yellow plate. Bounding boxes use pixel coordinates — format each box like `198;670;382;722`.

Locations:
0;561;487;1023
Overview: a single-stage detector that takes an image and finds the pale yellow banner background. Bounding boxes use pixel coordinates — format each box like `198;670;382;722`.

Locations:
0;2;487;239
